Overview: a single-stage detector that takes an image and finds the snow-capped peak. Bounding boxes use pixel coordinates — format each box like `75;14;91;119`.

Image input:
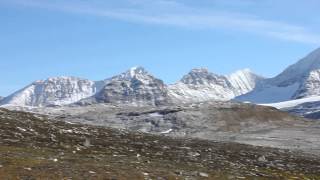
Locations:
115;66;151;82
189;68;209;74
269;48;320;86
169;68;263;103
129;66;148;77
1;76;98;107
230;68;252;75
227;68;264;96
92;67;170;106
237;48;320;104
180;68;227;86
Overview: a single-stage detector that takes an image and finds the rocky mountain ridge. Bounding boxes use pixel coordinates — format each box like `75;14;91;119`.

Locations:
169;68;263;103
0;67;262;107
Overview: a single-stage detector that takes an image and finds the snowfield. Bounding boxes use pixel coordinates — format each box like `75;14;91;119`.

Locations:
262;96;320;109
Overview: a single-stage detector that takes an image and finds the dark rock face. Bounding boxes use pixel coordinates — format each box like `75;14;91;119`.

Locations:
180;68;232;88
94;67;171;106
95;79;170;106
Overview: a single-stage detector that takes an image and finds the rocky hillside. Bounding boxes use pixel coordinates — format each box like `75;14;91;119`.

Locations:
0;108;319;179
20;101;320;154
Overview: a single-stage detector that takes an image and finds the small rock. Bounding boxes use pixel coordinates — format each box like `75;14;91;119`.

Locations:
188;152;201;157
258;156;267;162
17;127;27;132
199;172;209;177
24;167;32;171
84;138;91;147
89;171;96;174
236;177;246;179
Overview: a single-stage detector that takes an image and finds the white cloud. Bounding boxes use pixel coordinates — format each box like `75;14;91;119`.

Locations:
5;0;320;44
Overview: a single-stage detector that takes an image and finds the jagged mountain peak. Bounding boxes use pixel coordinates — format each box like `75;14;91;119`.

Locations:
121;66;149;78
112;66;155;83
31;76;91;84
189;68;210;74
169;68;263;102
88;66;170;106
181;68;226;86
30;76;95;87
270;48;320;86
236;47;320;103
128;66;148;76
227;69;264;97
46;76;85;81
229;68;252;76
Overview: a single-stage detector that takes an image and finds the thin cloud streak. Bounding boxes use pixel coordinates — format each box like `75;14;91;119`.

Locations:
5;0;320;45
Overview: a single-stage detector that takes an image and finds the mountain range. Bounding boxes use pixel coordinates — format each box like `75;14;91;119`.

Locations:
2;48;320;119
0;67;263;107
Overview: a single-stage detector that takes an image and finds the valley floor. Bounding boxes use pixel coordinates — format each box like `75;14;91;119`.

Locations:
15;102;320;155
0;108;320;179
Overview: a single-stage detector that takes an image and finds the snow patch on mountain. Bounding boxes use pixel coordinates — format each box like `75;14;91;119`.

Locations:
236;83;300;104
1;76;99;107
227;68;264;96
262;96;320;109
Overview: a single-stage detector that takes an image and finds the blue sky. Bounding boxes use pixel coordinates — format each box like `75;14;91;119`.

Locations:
1;0;320;96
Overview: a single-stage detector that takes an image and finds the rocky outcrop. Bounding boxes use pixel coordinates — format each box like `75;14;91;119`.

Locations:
88;67;171;106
